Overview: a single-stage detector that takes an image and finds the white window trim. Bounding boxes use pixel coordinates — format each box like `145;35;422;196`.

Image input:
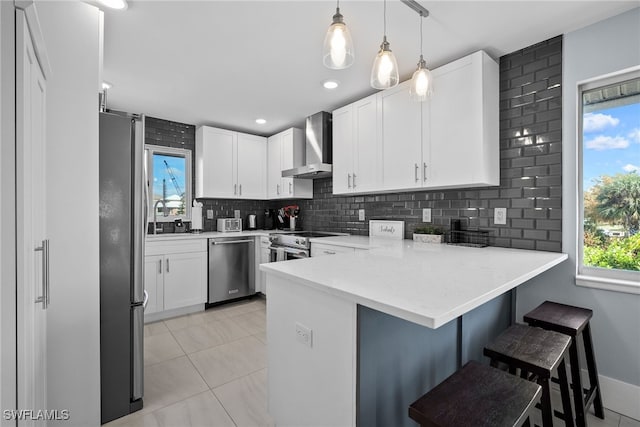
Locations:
145;144;192;222
575;66;640;294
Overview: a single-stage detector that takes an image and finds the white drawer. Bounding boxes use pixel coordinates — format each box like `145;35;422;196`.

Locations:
145;238;207;255
311;243;355;257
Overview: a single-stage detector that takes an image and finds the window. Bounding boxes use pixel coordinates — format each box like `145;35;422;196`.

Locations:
578;69;640;292
145;145;192;222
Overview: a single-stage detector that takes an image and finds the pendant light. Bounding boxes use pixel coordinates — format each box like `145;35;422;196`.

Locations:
370;0;399;89
323;0;355;70
409;9;432;101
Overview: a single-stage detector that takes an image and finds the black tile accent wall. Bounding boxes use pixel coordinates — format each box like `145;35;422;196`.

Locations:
286;36;563;252
149;36;563;251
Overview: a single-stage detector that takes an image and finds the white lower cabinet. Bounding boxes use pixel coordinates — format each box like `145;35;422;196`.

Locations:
258;236;271;294
144;238;207;320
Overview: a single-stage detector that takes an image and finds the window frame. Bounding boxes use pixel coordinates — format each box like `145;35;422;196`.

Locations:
145;144;192;223
576;67;640;295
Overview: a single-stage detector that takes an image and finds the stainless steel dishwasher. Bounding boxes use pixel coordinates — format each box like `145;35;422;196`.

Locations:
208;237;255;304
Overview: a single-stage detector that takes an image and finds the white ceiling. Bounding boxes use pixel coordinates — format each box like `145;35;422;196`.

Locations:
102;1;638;136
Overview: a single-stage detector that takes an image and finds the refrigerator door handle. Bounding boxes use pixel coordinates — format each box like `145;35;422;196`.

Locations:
132;117;145;304
131;306;144;401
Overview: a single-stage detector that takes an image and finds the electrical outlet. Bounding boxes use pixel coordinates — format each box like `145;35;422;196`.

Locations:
494;208;507;225
206;209;214;219
358;209;365;221
295;322;312;348
422;208;432;223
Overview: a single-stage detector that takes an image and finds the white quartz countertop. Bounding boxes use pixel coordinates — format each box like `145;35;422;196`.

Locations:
261;238;568;329
145;230;273;242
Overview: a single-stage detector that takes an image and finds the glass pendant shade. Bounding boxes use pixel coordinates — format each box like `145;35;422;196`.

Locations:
322;8;355;69
409;56;433;101
370;37;399;89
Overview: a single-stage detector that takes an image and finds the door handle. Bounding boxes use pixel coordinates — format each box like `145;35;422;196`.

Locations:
158;259;162;274
34;239;49;309
323;250;336;255
166;258;170;273
348;174;352;189
289;182;292;194
239;184;242;196
277;184;280;195
143;290;149;310
353;173;357;189
423;162;428;181
212;239;254;245
234;184;237;195
414;163;419;182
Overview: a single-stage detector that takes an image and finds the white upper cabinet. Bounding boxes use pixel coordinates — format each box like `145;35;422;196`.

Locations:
196;126;267;199
380;81;423;191
428;50;499;188
237;133;267;199
332;50;499;195
332;94;380;195
267;128;313;199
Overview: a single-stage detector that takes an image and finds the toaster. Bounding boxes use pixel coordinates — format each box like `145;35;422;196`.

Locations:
217;218;242;232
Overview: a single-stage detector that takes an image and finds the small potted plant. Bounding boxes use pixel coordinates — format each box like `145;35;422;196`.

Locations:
413;225;445;243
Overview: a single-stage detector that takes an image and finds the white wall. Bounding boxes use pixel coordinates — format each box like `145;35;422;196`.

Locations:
516;7;640;420
0;2;17;425
36;2;102;425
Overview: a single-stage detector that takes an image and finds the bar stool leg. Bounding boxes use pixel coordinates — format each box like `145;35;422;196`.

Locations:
539;378;554;427
583;323;604;419
569;342;587;427
558;359;575;427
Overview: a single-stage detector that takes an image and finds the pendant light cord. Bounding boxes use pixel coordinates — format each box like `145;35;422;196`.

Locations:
420;13;423;56
383;0;387;37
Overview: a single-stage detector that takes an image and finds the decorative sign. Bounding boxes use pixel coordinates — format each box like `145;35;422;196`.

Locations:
369;220;405;240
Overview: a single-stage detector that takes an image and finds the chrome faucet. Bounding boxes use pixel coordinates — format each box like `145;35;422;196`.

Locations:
153;199;168;234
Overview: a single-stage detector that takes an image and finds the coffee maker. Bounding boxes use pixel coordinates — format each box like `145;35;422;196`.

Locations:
246;214;257;230
264;209;276;230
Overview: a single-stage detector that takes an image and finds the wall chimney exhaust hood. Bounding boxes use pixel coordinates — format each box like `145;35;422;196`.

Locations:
282;111;332;179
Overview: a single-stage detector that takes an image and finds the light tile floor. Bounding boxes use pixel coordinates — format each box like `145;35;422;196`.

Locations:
106;295;640;427
105;297;273;427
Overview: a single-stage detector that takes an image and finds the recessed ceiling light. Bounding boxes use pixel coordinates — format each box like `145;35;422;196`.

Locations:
255;118;267;125
102;81;112;90
98;0;128;10
323;80;339;89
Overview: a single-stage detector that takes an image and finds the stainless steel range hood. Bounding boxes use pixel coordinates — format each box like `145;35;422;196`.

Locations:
282;111;332;179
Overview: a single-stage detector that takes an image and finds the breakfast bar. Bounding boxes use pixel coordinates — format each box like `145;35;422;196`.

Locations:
261;240;567;427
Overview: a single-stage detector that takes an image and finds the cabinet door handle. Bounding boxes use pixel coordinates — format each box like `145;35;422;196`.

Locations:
415;164;419;182
423;162;428;181
166;258;170;273
239;184;242;196
353;173;357;189
158;259;162;274
276;184;280;195
234;184;237;195
348;174;352;189
34;239;50;309
289;182;292;194
323;250;336;255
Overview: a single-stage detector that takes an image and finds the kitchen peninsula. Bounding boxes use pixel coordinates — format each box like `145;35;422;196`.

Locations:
260;239;567;427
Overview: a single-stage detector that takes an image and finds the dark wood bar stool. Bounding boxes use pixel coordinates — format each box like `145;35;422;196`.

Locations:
484;324;575;427
524;301;604;427
408;360;542;427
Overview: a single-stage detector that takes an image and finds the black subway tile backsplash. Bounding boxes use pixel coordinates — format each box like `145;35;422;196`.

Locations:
146;36;562;252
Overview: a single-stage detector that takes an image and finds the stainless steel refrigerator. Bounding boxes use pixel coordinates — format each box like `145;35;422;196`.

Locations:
99;112;146;424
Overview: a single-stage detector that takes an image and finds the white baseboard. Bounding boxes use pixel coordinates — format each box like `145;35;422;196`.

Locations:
598;373;640;420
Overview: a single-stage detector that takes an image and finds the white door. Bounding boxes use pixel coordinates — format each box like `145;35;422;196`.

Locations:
353;95;379;193
163;252;207;310
16;9;48;425
331;105;353;194
267;134;282;198
237;133;267;199
380;81;422;191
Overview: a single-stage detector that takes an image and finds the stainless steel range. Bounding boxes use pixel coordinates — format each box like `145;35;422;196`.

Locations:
268;231;344;261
